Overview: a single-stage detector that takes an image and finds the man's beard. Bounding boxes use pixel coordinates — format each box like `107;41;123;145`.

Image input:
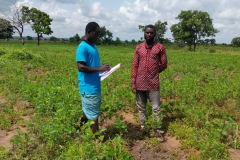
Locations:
145;35;155;42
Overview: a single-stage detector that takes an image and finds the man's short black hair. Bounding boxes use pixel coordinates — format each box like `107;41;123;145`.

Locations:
145;24;156;34
85;22;100;33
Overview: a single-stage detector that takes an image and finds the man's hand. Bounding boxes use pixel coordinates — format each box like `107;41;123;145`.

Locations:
99;64;111;72
132;84;137;94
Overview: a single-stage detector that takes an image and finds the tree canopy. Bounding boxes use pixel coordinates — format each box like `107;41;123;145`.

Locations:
112;37;122;45
23;6;53;45
170;10;218;50
139;20;168;44
69;33;81;43
98;26;113;45
231;37;240;47
50;36;58;42
0;18;14;40
26;36;33;40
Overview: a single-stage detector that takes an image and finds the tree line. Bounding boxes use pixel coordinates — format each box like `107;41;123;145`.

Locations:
1;4;240;48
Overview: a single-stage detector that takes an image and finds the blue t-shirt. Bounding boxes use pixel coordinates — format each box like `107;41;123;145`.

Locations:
76;41;101;94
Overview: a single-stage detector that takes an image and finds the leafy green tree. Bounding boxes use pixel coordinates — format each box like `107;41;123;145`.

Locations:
98;26;113;45
69;34;81;43
170;10;218;50
139;20;168;44
174;39;185;48
131;39;136;44
50;36;57;42
69;37;75;43
231;37;240;47
204;39;210;45
31;8;53;45
161;38;172;45
114;37;122;45
209;38;216;45
197;39;204;45
23;7;53;46
0;18;14;40
26;36;33;40
73;34;80;43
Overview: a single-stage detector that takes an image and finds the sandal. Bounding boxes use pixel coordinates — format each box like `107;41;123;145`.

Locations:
154;128;165;143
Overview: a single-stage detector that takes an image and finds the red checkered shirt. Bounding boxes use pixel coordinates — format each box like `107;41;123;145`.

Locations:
131;42;167;91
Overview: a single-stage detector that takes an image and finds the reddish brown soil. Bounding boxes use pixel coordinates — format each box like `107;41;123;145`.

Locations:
0;98;30;149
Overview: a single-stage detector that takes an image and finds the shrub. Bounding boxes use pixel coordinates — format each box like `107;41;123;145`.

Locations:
209;48;216;53
0;50;6;56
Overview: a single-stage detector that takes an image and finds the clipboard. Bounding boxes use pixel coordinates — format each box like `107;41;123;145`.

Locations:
99;63;121;81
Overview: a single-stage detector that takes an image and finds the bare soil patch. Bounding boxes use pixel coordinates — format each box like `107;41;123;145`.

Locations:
130;136;188;160
228;148;240;160
0;124;27;149
35;70;50;75
100;110;138;128
0;99;31;149
171;74;181;81
0;130;16;148
101;110;188;159
213;70;223;75
0;97;6;104
161;98;179;104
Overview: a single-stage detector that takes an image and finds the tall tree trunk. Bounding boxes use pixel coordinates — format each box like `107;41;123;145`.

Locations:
193;39;196;51
38;34;40;46
21;38;25;45
189;44;192;50
20;33;25;45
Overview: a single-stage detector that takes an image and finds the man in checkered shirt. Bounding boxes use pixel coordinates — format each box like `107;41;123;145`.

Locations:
131;24;168;133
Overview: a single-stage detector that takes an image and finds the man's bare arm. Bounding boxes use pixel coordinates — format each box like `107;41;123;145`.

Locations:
77;61;111;73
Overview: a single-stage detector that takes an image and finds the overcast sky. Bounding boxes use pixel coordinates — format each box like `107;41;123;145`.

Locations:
1;0;239;44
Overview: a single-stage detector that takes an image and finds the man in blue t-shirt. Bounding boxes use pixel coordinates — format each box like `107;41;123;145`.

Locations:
76;22;110;133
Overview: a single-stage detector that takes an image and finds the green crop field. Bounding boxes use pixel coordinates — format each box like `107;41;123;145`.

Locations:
0;40;239;159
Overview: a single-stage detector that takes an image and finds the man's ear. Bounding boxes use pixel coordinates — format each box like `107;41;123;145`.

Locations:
87;30;91;35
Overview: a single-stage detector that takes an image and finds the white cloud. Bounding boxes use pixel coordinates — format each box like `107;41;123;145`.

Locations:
50;8;68;17
14;0;33;9
38;0;81;4
217;8;240;20
11;0;239;43
89;2;104;17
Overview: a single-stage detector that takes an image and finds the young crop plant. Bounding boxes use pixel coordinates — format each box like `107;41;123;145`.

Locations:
113;115;128;134
0;41;239;159
11;129;33;158
0;146;11;159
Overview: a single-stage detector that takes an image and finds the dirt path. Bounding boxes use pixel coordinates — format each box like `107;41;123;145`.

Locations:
229;148;240;160
130;136;188;160
100;110;188;159
0;129;15;148
101;109;240;159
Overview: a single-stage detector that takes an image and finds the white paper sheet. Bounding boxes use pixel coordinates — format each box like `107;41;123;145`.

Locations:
99;63;121;81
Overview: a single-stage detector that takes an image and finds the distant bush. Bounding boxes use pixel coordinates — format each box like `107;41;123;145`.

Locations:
50;36;58;42
12;50;33;60
1;48;44;62
26;36;33;40
0;50;6;56
209;48;216;53
231;37;240;47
